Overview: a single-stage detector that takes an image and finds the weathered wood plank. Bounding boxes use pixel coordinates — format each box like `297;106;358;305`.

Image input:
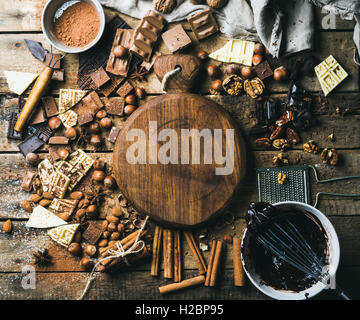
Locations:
0;31;358;95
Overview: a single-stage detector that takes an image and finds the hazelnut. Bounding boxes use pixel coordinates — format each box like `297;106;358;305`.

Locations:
80;257;93;270
223;235;233;244
57;148;69;160
99;117;112;129
84;244;97;257
117;223;125;233
26;153;39;166
88;122;101;134
225;64;241;75
86;204;98;217
113;45;127;58
92;170;106;182
207;64;221;78
124;105;136;115
96;109;107;119
65;127;77;140
197;50;208;61
103;176;117;189
90;134;102;147
68;242;82;256
48;116;61;130
106;215;120;224
93;159;105;170
135;88;146;100
273;66;288;81
125;94;137;105
252;54;263;66
241;66;254;79
254;43;265;55
211;80;223;92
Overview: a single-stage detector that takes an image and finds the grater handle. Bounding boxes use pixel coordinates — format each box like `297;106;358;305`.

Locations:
314;192;360;208
309;165;360;184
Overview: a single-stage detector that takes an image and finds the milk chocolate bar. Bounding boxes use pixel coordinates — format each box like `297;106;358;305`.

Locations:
90;67;110;88
18;135;44;156
7;112;24;140
52;69;64;81
49;136;69;145
106;29;134;76
130;10;166;61
116;81;133;97
82;222;102;244
21;171;37;192
187;8;219;41
161;24;192;53
74;91;103;126
29;107;46;125
99;76;124;97
105;99;124;116
42;96;58;118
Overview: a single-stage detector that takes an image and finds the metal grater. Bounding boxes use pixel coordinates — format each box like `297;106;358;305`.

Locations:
257;166;312;204
257;165;360;207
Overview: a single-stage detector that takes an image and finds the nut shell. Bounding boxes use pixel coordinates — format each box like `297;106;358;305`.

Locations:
222;75;243;96
244;77;265;99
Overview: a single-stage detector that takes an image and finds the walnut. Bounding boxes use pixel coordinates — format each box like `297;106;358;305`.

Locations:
303;140;320;154
206;0;228;9
273;139;290;150
244;77;265;99
222;75;243;96
321;148;339;166
273;153;289;166
153;0;177;14
277;172;287;185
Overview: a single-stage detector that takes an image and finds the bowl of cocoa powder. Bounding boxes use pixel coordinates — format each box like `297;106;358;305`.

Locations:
41;0;105;53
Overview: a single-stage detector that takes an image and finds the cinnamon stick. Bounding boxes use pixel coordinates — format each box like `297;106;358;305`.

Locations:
159;275;205;295
173;230;182;283
209;240;223;287
204;239;217;286
233;237;245;286
163;228;173;279
183;231;207;274
150;225;163;276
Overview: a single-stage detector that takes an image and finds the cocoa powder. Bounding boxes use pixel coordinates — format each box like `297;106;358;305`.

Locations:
54;2;100;47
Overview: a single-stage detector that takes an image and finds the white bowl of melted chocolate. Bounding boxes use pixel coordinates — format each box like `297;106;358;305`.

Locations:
41;0;105;53
241;201;340;300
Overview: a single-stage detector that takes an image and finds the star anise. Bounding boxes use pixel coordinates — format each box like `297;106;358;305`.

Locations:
33;249;53;268
86;186;111;208
128;66;148;81
75;127;90;147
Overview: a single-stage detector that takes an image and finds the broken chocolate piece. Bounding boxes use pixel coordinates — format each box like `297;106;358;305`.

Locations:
254;60;273;80
99;76;124;97
187;8;219;40
48;170;70;199
82;222;102;244
51;69;65;81
161;24;192;53
74;91;103;126
106;29;133;76
21;171;37;192
78;113;94;126
45;53;62;69
107;126;120;143
49;145;71;162
105;99;124;116
58;110;78;128
49;198;78;220
90;67;110;88
59;89;87;114
18;135;44;156
49;136;69;145
42;97;58;118
7;112;24;140
130;10;167;61
35;125;54;143
116;81;133;97
29;107;46;125
24;39;47;62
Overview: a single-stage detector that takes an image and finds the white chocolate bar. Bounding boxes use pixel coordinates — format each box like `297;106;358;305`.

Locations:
48;224;79;247
58;89;87;113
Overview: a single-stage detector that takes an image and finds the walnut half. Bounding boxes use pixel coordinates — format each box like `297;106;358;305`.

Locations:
153;0;177;14
321;148;339;166
244;77;265;99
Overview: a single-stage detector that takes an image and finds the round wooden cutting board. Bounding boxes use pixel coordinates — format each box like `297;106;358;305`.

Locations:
113;55;247;228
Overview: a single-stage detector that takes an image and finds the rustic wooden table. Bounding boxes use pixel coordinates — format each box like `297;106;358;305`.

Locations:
0;2;359;300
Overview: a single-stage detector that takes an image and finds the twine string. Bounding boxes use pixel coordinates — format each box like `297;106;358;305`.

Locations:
77;215;149;300
161;66;182;93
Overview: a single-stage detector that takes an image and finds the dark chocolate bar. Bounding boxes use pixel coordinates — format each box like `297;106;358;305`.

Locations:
18;135;44;156
116;81;133;97
7;112;24;140
254;61;273;80
29;106;46;125
187;8;219;40
35;125;53;143
42;96;58;118
82;222;102;244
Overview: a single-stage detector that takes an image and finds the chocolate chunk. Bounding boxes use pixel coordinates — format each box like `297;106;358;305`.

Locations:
161;24;192;53
105;99;125;116
82;222;102;244
7;112;24;140
42;97;58;118
140;51;160;71
45;53;62;69
18;96;26;111
24;39;47;62
74;91;103;124
107;126;120;143
29;107;46;125
106;29;133;76
49;136;69;145
187;8;219;40
90;67;110;88
78;113;94;126
254;60;273;80
116;81;133;97
48;145;71;162
51;69;65;81
77;16;142;90
18;135;44;156
35;125;53;143
130;10;167;61
21;171;37;192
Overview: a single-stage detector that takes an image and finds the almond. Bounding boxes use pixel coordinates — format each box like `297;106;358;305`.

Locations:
21;200;32;213
106;215;119;224
42;192;54;200
70;191;84;200
3;219;12;233
102;231;111;239
30;193;43;203
110;232;121;240
102;220;109;231
98;239;108;247
39;199;51;207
